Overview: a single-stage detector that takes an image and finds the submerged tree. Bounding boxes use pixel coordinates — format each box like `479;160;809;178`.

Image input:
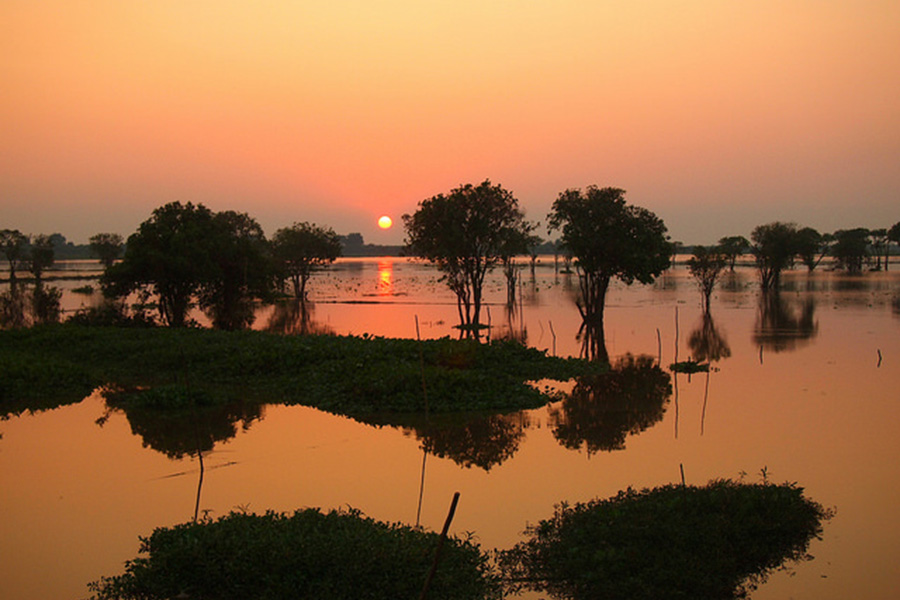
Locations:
404;180;530;334
751;222;799;290
28;234;55;282
271;222;342;301
89;233;125;269
547;187;671;356
198;210;274;330
688;245;727;313
717;235;750;271
831;228;870;274
888;221;900;271
0;229;30;290
794;227;831;272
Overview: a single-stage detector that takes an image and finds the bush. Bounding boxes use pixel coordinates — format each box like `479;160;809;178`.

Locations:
89;508;501;600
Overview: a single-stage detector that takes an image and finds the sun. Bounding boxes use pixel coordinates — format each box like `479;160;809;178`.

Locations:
377;215;393;230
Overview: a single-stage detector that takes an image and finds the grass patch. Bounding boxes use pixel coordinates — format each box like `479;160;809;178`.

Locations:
88;508;501;600
498;478;833;600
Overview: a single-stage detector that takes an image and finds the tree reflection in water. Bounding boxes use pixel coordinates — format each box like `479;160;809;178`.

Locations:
362;411;530;471
753;291;818;354
101;389;263;460
266;299;334;336
549;354;672;454
687;311;731;364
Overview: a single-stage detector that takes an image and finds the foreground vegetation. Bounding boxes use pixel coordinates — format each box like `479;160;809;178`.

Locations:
0;324;596;420
498;478;833;600
88;508;501;600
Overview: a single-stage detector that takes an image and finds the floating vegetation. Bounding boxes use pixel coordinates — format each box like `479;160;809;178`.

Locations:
0;324;600;418
88;508;501;600
669;358;710;374
498;479;833;600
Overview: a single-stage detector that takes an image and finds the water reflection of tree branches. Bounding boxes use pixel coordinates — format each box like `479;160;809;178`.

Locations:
688;311;731;364
266;299;334;336
362;411;530;471
549;354;672;454
753;291;818;354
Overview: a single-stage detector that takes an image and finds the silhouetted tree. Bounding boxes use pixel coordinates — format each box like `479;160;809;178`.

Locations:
547;186;671;351
104;202;218;326
888;221;900;271
831;228;870;274
1;229;30;290
403;180;529;334
751;222;799;290
271;222;342;301
717;236;750;272
868;228;888;271
499;220;537;307
28;234;55;282
794;227;831;272
688;246;727;313
89;233;124;269
198;211;274;330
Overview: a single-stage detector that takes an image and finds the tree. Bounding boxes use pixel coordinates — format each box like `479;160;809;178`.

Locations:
197;211;275;330
888;221;900;271
498;220;537;307
794;227;831;272
403;180;529;334
89;233;124;269
717;236;750;272
104;202;219;327
271;222;342;301
831;228;870;274
29;234;55;282
750;222;799;290
0;229;29;289
868;228;888;271
688;246;727;313
547;186;672;359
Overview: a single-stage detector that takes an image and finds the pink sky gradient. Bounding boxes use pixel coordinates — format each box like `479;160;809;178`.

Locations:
2;1;898;245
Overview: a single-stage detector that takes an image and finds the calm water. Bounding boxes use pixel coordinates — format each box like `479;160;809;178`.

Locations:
2;257;900;599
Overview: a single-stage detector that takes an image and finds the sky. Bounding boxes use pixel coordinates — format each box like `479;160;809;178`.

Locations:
2;1;898;246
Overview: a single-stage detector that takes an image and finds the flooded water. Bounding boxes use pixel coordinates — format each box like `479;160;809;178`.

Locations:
2;257;900;599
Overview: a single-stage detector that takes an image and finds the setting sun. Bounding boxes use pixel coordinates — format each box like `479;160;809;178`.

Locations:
377;215;393;230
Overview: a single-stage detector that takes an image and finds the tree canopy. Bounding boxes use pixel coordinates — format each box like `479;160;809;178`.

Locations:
831;228;870;273
0;229;29;288
688;245;727;313
547;187;672;350
750;222;799;290
717;236;750;271
403;180;530;333
103;202;274;328
271;222;342;301
89;233;124;269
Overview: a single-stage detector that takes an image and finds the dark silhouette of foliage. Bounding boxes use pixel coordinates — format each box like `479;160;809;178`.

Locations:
28;234;55;281
831;228;870;273
271;222;342;301
0;229;29;289
751;222;799;290
717;235;750;271
549;354;671;454
498;478;833;600
198;210;274;330
89;233;124;269
687;312;731;363
547;187;672;343
403;180;529;335
688;245;727;312
794;227;831;272
103;202;274;328
89;508;501;600
867;228;889;271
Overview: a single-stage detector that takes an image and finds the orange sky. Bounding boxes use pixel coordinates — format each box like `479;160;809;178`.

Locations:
2;1;898;245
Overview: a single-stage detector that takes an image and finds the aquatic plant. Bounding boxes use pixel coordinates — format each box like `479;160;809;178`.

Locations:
88;507;501;600
498;479;833;600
